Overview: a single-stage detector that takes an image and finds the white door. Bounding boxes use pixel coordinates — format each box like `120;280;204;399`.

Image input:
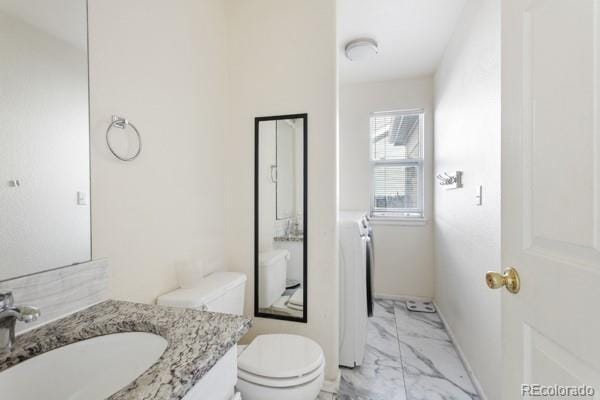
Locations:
500;0;600;398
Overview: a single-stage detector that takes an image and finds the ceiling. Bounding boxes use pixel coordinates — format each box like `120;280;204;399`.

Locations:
338;0;466;85
0;0;87;49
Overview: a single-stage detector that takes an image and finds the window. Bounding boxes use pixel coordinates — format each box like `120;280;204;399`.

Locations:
369;110;424;218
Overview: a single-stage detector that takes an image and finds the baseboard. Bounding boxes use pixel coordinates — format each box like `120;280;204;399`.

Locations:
433;300;488;400
374;293;432;302
321;370;341;394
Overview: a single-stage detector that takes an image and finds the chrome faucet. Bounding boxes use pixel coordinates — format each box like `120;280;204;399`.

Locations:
0;291;40;353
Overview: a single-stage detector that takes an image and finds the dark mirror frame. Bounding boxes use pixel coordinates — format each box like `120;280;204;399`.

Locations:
254;113;308;323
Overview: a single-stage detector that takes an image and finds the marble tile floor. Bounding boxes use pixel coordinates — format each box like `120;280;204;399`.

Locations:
318;392;338;400
336;299;480;400
258;287;304;318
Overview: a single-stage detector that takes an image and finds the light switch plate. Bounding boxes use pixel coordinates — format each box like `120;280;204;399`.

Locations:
77;191;88;206
475;185;483;206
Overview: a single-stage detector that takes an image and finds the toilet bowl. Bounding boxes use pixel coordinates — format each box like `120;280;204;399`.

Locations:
157;272;325;400
236;334;325;400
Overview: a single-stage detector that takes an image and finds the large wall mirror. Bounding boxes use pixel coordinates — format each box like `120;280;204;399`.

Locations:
0;0;90;281
255;114;307;322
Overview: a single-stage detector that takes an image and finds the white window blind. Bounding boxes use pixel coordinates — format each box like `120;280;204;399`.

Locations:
370;110;424;218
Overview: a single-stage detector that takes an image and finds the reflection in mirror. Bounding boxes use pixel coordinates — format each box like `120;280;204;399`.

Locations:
255;114;307;322
0;0;90;281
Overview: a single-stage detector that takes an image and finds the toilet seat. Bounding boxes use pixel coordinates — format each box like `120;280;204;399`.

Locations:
237;334;325;388
238;361;324;387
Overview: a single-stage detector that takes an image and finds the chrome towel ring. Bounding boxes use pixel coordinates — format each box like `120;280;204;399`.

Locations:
106;115;142;161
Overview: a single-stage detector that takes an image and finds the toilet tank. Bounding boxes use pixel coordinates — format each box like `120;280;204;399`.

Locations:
258;250;290;309
259;249;290;271
157;272;246;315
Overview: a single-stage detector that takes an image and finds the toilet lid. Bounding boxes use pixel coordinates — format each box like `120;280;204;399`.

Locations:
237;334;324;379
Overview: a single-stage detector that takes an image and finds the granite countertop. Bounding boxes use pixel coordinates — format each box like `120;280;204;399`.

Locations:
273;234;304;242
0;300;251;400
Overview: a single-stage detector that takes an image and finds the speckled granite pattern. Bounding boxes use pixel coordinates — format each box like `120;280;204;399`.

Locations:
0;300;251;400
273;234;304;242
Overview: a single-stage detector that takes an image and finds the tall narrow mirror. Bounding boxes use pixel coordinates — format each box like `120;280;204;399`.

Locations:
255;114;307;322
0;0;90;281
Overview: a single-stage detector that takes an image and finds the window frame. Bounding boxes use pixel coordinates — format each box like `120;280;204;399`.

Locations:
368;109;425;220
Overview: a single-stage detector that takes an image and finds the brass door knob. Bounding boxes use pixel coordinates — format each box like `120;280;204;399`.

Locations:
486;267;520;294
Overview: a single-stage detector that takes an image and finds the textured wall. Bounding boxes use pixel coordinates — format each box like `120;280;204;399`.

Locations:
433;0;501;398
340;77;434;298
224;0;339;381
89;0;229;303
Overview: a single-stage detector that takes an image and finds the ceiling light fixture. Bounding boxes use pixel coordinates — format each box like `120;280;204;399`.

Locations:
344;38;378;61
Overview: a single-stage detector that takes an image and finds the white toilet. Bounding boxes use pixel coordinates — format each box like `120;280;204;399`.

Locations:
258;249;289;309
157;271;325;400
236;334;324;400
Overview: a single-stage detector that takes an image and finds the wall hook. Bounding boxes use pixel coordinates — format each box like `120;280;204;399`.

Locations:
436;171;463;189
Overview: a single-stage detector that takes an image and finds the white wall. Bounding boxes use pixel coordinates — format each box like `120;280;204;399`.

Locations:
0;11;90;280
88;0;228;303
224;0;339;381
433;0;501;398
340;77;434;297
258;120;277;252
275;120;296;220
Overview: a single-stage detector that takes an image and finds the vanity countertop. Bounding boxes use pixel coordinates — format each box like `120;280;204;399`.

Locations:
0;299;251;400
273;234;304;242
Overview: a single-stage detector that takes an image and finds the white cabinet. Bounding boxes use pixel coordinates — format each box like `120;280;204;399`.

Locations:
183;347;239;400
